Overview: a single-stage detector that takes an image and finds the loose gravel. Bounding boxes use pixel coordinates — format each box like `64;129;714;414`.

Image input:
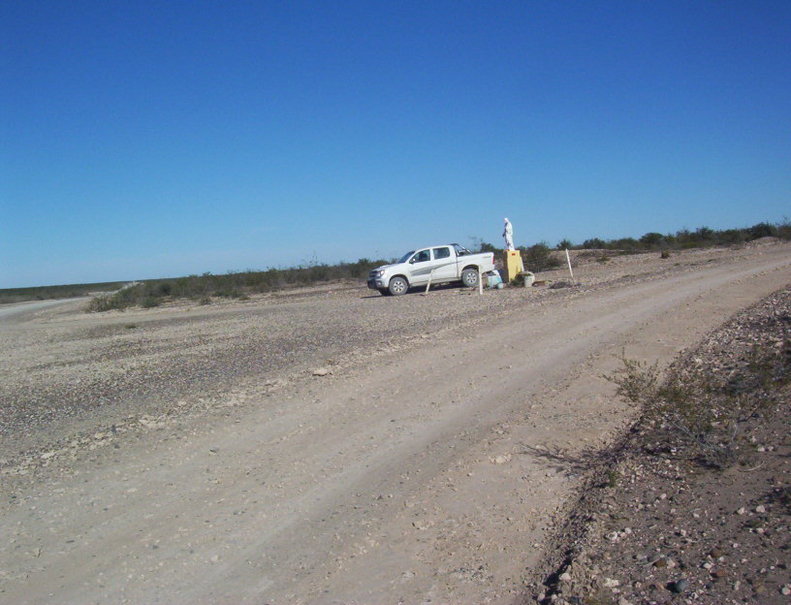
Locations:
0;243;785;465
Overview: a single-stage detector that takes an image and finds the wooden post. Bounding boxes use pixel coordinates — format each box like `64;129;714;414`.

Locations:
565;249;575;283
425;268;434;294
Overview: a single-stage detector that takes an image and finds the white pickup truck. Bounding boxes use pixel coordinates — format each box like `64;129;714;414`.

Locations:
367;244;496;296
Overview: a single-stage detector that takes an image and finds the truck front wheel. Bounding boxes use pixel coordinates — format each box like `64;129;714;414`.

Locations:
388;276;409;296
461;268;479;288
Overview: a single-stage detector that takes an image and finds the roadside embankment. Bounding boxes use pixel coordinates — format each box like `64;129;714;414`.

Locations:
525;286;791;604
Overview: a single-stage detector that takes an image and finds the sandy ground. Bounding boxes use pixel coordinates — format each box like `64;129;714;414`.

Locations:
1;243;790;603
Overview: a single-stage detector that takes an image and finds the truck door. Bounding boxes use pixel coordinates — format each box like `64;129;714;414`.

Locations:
407;249;432;285
430;246;457;283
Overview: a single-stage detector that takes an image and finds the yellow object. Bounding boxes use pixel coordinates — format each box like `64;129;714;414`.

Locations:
504;250;525;283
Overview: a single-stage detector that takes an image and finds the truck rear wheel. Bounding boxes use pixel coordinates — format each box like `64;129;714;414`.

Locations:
388;276;409;296
461;268;479;288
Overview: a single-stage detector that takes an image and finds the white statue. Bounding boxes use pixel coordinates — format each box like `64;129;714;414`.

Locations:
503;217;514;250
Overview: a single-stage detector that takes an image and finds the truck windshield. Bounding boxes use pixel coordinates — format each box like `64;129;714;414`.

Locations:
398;250;416;263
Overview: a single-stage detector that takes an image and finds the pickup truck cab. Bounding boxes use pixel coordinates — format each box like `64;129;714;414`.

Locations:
367;244;496;296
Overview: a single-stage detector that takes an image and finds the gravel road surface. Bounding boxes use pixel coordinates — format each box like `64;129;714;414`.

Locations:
1;243;789;603
0;298;86;321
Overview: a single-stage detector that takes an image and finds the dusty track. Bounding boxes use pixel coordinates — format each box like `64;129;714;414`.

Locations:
1;244;790;603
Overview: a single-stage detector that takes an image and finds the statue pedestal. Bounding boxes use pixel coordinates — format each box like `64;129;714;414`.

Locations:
504;250;525;283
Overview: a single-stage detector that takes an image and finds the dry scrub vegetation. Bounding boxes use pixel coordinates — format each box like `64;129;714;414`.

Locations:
78;221;791;311
610;335;790;470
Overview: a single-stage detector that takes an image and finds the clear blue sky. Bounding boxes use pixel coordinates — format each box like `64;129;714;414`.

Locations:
2;1;789;288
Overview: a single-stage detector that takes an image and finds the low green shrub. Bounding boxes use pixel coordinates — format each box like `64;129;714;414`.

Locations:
141;296;160;308
522;243;563;272
607;339;790;469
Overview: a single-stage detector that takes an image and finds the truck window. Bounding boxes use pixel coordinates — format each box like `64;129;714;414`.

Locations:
399;250;416;263
432;247;451;259
411;250;430;263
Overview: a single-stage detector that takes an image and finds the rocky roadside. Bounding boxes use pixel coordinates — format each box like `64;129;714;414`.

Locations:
522;286;791;605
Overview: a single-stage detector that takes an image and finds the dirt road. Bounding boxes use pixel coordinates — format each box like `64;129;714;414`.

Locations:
0;298;85;321
1;244;790;603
